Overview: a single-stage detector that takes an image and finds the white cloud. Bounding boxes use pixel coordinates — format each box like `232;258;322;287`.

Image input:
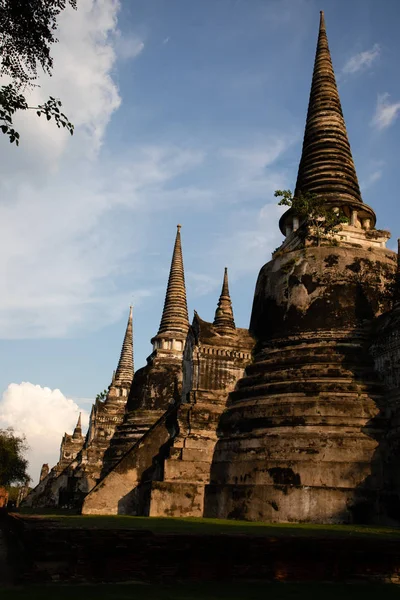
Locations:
187;272;221;296
1;0;123;168
0;145;204;339
213;203;285;276
342;44;380;75
361;165;384;191
218;135;297;200
371;93;400;130
0;128;291;340
200;139;293;279
0;0;293;349
115;33;145;60
220;137;290;170
262;0;311;27
0;382;89;484
0;0;163;339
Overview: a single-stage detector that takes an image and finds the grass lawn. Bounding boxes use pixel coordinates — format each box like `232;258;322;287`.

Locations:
1;583;400;600
13;511;400;539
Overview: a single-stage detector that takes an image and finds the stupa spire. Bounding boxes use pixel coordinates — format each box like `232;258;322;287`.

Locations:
114;305;134;386
157;225;189;336
73;413;82;438
213;268;236;331
280;11;376;234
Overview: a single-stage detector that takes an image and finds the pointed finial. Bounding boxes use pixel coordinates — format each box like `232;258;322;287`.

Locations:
279;9;376;234
222;267;229;294
319;10;325;31
113;305;134;387
156;225;189;337
73;412;82;438
177;224;182;231
213;267;235;331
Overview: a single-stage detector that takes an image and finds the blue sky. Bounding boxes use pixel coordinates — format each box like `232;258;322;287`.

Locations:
1;0;400;480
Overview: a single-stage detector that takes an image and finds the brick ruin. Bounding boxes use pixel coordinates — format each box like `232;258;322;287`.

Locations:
24;12;400;524
24;308;134;509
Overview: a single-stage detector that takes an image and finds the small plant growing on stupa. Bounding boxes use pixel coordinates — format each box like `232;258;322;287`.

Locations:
275;189;349;247
96;389;108;401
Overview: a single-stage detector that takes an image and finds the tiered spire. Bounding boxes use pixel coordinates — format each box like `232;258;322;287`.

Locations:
157;225;189;337
73;413;82;438
114;305;134;386
213;268;235;331
280;11;375;234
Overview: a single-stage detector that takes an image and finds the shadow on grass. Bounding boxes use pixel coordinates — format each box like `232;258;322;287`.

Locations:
12;513;400;539
1;583;400;600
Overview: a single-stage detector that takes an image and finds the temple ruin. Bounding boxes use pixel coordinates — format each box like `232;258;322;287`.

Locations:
25;12;400;524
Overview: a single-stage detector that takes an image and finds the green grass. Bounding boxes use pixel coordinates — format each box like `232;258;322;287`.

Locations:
12;513;400;539
1;583;400;600
17;507;80;515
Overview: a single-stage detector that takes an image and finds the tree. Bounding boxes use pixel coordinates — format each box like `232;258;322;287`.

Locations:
275;189;349;246
0;0;76;145
0;428;30;487
96;390;108;402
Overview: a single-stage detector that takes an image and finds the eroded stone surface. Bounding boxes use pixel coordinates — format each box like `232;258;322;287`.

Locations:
204;243;397;523
83;271;254;517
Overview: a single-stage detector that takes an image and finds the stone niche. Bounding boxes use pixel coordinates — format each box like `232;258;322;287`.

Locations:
205;243;398;524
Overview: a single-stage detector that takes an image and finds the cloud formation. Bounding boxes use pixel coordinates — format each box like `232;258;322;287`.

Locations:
0;382;89;484
115;33;145;60
0;0;150;339
207;138;293;277
0;2;297;342
0;145;205;339
2;0;123;167
361;164;384;191
213;202;285;277
342;44;380;75
371;93;400;130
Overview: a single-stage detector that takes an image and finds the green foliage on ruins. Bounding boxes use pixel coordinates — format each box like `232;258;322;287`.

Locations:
0;427;30;486
96;389;108;402
0;0;75;145
275;189;349;246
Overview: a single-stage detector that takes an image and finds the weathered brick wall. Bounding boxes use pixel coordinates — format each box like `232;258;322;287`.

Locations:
207;244;398;524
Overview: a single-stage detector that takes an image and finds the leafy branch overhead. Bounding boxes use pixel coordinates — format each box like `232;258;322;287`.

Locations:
0;0;77;145
0;83;73;145
275;189;349;246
